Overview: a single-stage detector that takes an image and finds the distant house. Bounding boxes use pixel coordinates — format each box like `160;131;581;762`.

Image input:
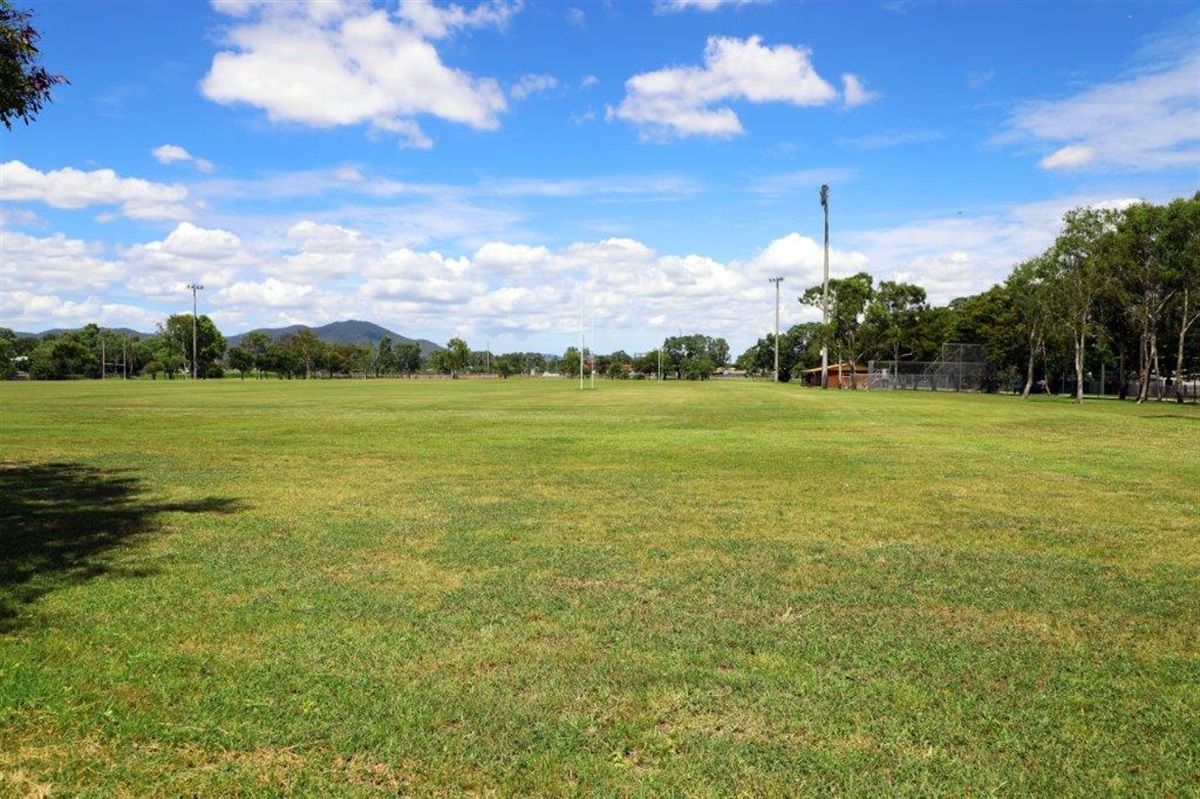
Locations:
799;363;869;388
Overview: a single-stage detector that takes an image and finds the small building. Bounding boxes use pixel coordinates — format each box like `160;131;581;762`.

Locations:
799;363;869;389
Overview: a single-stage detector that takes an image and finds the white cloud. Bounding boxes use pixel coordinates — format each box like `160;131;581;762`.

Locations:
152;144;215;173
162;222;242;260
0;291;161;332
841;73;879;108
656;0;762;11
0;231;124;292
396;0;520;40
566;7;585;28
202;1;512;147
217;277;318;308
844;194;1141;304
152;144;192;165
612;35;839;139
1038;144;1095;170
511;74;559;101
1001;49;1199;172
0;160;191;220
121;223;250;299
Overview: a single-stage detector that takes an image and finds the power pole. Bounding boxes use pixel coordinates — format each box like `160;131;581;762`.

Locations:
769;276;784;381
187;282;204;380
819;184;830;390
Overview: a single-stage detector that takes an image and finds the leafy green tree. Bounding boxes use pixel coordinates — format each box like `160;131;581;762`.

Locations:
28;337;96;379
800;272;875;386
1006;255;1057;397
0;1;68;129
239;331;272;378
282;329;325;379
263;340;300;378
159;313;226;378
560;346;582;379
1160;194;1200;402
494;354;518;378
394;342;422;376
374;336;395;376
865;280;928;365
632;349;660;378
0;327;19;379
227;345;253;379
443;337;470;377
1052;207;1117;403
662;334;728;380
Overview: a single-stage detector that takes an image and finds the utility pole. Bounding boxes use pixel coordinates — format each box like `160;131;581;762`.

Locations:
819;184;830;390
187;282;204;380
769;276;784;381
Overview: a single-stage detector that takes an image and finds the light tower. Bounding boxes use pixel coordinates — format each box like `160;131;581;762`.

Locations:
769;276;784;381
819;184;830;390
187;282;204;379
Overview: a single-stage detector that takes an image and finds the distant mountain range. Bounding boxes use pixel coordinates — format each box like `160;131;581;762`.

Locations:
15;327;149;339
226;320;443;355
15;320;444;356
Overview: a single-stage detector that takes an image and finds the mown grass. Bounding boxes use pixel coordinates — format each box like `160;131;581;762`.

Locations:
1;378;1197;795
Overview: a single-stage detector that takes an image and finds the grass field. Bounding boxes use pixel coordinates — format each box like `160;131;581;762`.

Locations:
1;378;1197;795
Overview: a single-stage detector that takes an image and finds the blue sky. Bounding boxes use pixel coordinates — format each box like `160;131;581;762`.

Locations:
2;0;1197;355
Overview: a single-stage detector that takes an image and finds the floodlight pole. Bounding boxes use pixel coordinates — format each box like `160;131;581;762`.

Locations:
819;185;830;390
187;282;204;380
580;291;585;390
769;276;783;381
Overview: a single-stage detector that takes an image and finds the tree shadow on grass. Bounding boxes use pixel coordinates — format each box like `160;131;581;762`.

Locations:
0;462;244;632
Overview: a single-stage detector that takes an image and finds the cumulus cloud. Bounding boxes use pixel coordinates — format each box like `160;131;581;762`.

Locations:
841;73;879;108
217;277;318;308
1;231;124;292
0;160;191;220
152;144;215;173
162;222;242;260
120;222;250;299
844;194;1140;304
201;1;513;147
611;35;838;139
1000;48;1199;172
0;291;162;332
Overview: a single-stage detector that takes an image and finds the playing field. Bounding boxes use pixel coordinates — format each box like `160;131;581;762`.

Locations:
1;379;1197;795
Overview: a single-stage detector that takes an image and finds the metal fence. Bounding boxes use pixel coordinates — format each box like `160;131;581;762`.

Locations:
869;344;991;392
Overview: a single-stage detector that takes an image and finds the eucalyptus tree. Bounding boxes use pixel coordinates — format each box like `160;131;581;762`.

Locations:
1051;207;1117;403
1108;202;1174;402
800;272;874;386
865;280;928;366
1006;254;1057;398
1161;193;1200;402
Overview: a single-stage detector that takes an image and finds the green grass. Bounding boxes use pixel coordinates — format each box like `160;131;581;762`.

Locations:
1;379;1197;795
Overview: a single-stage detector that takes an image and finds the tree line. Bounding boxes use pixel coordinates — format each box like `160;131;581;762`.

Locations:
738;194;1199;402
